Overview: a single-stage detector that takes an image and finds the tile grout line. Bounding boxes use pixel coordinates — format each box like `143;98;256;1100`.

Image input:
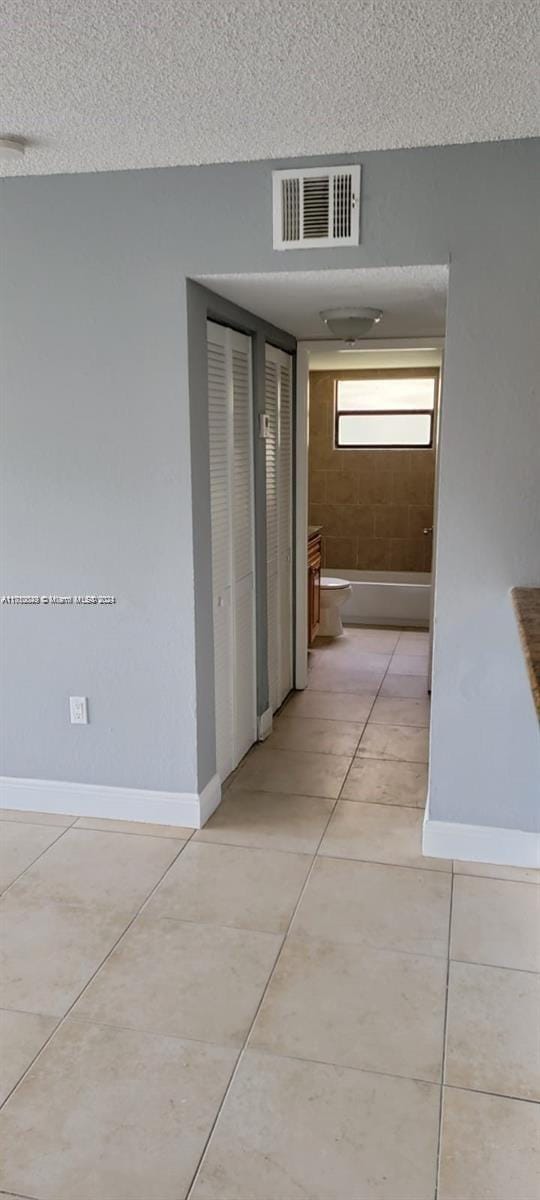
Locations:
0;823;73;900
0;833;195;1113
185;791;343;1198
434;870;454;1200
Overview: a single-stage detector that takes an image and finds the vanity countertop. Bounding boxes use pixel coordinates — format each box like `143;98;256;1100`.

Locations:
512;587;540;719
308;525;322;537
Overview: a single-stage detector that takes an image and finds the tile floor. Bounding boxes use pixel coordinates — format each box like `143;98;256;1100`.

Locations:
0;625;538;1200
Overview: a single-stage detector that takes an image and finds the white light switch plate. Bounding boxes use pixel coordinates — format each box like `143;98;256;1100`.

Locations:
69;696;88;724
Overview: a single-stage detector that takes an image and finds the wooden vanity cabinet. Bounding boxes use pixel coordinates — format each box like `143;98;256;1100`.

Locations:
308;530;322;646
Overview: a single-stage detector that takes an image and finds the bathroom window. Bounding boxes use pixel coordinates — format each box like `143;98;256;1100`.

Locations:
335;370;438;448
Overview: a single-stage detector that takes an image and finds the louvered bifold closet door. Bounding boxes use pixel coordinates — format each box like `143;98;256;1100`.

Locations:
207;322;256;783
230;331;257;764
265;354;280;714
265;344;294;713
278;355;293;701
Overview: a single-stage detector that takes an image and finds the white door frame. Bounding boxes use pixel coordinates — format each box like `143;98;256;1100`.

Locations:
294;337;446;690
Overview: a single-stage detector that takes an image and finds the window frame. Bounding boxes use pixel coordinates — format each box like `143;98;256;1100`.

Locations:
334;367;439;450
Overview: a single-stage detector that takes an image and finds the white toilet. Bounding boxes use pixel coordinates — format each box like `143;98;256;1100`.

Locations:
319;577;352;637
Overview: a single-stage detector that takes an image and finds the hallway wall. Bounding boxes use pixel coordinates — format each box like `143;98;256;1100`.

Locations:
1;138;538;838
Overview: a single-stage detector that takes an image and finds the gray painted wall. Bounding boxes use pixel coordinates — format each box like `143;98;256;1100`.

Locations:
1;139;538;828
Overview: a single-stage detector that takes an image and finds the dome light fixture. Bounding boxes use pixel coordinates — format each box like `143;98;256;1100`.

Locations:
319;306;382;339
0;137;25;160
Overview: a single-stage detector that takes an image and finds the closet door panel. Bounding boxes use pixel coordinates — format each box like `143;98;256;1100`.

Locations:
265;344;294;715
278;357;293;701
231;332;257;759
207;323;234;780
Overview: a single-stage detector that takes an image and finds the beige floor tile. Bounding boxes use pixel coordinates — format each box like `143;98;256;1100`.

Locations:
191;1050;440;1200
388;653;429;676
396;631;430;654
291;857;451;958
0;822;65;892
146;840;311;933
74;816;192;839
7;827;182;915
306;666;383;695
197;789;334;854
0;809;75;826
445;960;540;1101
0;1017;236;1200
0;895;128;1017
74;914;281;1046
283;688;374;723
268;715;364;756
454;859;540;884
369;694;430;725
0;1009;57;1104
357;722;429;763
342;758;428;807
250;937;446;1081
316;627;400;654
451;875;540;971
232;746;351;800
320;800;451;872
379;673;430;698
312;648;391;673
438;1087;540;1200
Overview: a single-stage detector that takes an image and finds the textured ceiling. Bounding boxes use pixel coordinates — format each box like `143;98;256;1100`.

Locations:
198;266;448;339
1;1;538;177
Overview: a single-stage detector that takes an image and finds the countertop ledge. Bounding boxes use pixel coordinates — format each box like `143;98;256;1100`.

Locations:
512;587;540;720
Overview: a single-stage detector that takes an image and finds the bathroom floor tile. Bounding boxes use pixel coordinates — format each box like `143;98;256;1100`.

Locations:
195;789;334;854
73;816;192;839
232;746;351;799
388;653;429;676
146;840;311;933
438;1087;540;1200
249;937;447;1081
73;914;281;1046
0;895;129;1017
291;856;451;958
0;1009;57;1104
454;859;540;884
450;875;540;971
445;960;540;1101
191;1050;440;1200
379;673;430;698
6;827;182;915
268;714;365;756
0;1017;236;1200
396;631;430;654
283;688;374;723
319;800;451;871
341;758;428;807
357;722;429;763
369;695;430;725
0;822;65;892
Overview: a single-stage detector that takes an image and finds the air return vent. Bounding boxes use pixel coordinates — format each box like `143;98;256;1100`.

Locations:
273;165;361;250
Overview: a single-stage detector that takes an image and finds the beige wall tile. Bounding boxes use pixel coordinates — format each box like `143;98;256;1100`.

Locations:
325;536;356;568
356;537;390;570
374;505;409;539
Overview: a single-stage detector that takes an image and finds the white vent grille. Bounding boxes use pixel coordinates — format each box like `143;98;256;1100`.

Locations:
273;165;360;250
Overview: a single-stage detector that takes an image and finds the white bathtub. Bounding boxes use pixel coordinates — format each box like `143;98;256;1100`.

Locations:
322;569;431;628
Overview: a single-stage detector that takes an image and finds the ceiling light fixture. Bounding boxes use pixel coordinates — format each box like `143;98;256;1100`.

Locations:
319;307;382;339
0;137;25;160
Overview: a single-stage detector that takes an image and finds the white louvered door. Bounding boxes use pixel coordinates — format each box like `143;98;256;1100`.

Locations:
207;322;256;782
265;344;294;713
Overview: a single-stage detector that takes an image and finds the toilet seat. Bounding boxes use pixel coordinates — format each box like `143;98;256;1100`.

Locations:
321;577;351;590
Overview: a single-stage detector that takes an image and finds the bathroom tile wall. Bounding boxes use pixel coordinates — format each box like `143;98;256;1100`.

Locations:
309;372;435;572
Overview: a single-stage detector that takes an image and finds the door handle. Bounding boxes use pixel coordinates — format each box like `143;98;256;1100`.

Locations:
423;527;434;535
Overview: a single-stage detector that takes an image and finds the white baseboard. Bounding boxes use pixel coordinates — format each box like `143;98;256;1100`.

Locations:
258;707;273;741
0;773;222;831
423;814;540;868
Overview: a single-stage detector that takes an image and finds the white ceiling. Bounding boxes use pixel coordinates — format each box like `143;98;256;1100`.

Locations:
198;266;448;339
1;1;538;177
